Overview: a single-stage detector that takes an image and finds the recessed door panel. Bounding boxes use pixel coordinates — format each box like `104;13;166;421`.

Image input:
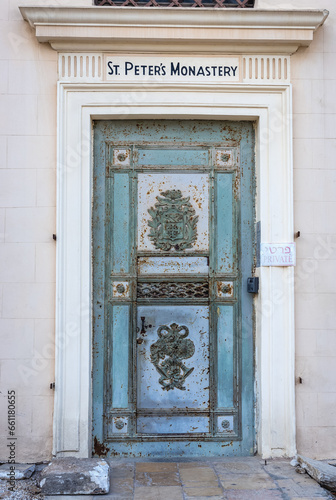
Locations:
92;120;255;457
137;416;210;434
137;256;209;275
137;305;209;410
137;172;209;253
111;173;131;274
137;148;209;166
109;305;130;409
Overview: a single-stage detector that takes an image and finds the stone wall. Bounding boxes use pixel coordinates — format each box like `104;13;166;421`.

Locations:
0;0;60;462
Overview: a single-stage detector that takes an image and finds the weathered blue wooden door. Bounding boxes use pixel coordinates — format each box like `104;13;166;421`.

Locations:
92;120;255;457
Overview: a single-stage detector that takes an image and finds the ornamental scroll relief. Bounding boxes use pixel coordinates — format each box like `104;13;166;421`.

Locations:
150;323;195;391
147;189;198;251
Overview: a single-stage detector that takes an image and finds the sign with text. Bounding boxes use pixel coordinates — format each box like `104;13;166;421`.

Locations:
104;56;241;83
260;243;296;267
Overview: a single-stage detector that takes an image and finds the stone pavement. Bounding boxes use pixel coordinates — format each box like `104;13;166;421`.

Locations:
44;457;336;500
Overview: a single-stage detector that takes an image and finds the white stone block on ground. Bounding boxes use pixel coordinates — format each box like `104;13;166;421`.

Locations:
40;458;109;495
0;463;35;479
298;455;336;493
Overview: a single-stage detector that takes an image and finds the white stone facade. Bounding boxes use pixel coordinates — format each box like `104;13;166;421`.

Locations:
0;0;335;462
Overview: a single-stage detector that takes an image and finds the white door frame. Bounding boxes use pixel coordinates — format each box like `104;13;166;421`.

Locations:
54;81;296;459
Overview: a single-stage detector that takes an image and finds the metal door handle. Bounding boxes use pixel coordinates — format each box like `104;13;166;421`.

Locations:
137;316;147;344
140;316;146;335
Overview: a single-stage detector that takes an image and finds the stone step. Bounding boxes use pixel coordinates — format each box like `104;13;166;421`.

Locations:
39;458;109;496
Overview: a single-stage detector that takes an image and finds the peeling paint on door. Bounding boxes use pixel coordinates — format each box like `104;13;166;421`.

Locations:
92;120;255;457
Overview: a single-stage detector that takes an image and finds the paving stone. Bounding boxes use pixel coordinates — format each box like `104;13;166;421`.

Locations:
103;494;133;500
276;478;329;498
110;463;135;478
287;490;332;498
220;473;276;490
179;466;218;484
265;461;300;479
290;497;331;500
40;458;109;495
213;462;254;475
109;476;134;495
277;478;308;496
225;490;284;499
0;463;35;479
298;455;336;493
224;458;265;470
294;475;326;487
265;461;310;483
135;470;181;487
184;481;222;489
183;485;224;497
184;496;224;500
45;497;94;499
178;462;210;469
134;485;184;499
103;495;133;500
136;462;178;473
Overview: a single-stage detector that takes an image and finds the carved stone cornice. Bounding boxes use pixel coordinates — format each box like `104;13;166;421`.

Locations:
20;6;329;54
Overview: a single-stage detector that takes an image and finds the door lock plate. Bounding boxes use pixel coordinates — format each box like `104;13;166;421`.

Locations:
247;277;259;294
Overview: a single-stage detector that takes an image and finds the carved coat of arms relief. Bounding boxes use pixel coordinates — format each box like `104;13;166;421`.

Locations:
147;189;198;251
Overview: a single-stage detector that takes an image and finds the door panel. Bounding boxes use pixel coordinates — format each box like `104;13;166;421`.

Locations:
137;256;209;275
110;305;129;409
137;148;209;167
216;172;235;272
92;119;255;457
111;173;131;274
137;305;209;411
137;172;209;252
137;416;210;434
217;304;235;408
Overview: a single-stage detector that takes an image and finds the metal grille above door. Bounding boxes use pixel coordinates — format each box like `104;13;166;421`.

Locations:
94;0;254;8
92;120;255;457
